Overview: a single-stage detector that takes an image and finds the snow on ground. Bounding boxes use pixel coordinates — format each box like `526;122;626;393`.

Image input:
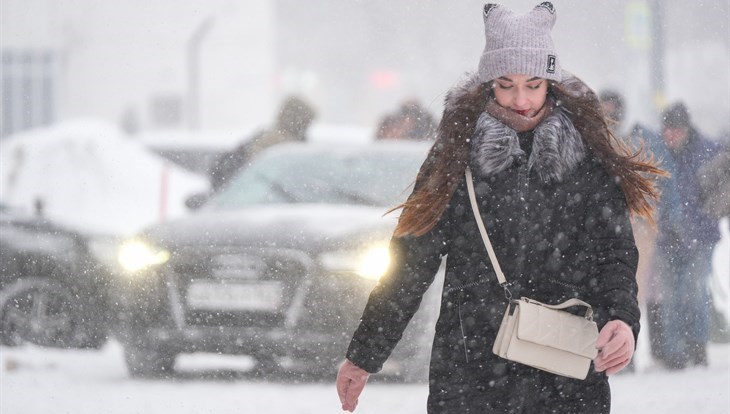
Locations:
0;339;728;414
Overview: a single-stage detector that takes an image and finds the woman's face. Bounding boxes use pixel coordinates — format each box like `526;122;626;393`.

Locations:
492;74;548;117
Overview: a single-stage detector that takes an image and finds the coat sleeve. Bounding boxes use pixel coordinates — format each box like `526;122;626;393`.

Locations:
582;165;641;342
345;204;452;373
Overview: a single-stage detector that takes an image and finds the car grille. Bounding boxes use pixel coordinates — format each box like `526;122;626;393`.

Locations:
165;247;308;329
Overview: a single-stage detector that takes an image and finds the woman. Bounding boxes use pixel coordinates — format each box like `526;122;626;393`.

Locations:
337;3;665;413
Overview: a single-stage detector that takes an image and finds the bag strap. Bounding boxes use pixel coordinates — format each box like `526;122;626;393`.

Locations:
466;168;594;315
465;167;509;290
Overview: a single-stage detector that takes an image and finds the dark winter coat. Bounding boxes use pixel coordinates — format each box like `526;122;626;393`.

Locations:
346;77;639;413
209;97;315;191
657;128;722;249
630;124;684;226
698;148;730;219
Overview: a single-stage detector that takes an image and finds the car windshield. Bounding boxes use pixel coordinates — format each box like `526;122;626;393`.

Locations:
205;143;429;210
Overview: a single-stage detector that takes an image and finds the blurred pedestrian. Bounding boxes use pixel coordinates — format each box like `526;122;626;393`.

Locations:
651;102;722;369
598;89;681;365
337;3;665;413
375;99;437;140
374;113;405;140
698;146;730;220
598;89;667;160
209;95;316;191
598;89;627;137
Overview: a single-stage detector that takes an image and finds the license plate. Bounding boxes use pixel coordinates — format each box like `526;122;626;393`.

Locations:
186;281;283;311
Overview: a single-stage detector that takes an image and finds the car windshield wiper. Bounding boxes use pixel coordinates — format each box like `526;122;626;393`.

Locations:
327;186;381;206
255;174;299;202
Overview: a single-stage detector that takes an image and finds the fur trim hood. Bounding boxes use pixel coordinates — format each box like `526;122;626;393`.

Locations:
470;105;585;184
445;71;587;184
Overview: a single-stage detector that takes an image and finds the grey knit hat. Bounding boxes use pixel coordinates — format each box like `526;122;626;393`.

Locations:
477;2;562;83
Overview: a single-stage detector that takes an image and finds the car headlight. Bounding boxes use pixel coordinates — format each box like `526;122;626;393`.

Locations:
117;239;170;272
320;242;391;281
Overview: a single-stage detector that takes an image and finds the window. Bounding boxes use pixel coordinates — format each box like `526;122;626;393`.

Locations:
1;50;57;138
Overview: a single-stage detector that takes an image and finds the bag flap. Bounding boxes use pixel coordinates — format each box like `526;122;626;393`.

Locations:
515;300;599;359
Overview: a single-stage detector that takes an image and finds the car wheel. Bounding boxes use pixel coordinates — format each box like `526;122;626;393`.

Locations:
260;354;339;382
0;277;79;347
124;345;177;378
74;330;109;349
710;299;730;343
72;293;109;350
307;355;342;381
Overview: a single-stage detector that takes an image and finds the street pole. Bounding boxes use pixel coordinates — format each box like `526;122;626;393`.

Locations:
649;0;665;121
187;17;215;130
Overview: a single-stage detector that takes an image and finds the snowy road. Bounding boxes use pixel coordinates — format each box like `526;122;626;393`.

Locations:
1;340;728;414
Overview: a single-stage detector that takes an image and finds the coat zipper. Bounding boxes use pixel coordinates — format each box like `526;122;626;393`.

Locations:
457;159;530;365
549;278;582;292
444;280;485;295
457;298;470;363
515;162;530;279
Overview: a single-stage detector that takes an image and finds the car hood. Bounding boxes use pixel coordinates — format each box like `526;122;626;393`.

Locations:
1;213;89;256
141;204;398;253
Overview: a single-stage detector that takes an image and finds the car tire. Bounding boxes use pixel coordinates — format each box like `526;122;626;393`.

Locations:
300;354;341;382
74;329;109;349
0;277;80;347
72;293;109;350
710;300;730;343
270;354;340;382
124;345;177;378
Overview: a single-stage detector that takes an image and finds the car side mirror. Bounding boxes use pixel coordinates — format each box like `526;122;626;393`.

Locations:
185;192;209;210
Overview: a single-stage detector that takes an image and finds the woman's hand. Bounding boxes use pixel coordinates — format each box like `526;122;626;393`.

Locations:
594;319;635;375
336;359;370;412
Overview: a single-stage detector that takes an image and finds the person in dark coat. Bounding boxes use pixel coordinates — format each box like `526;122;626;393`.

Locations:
336;3;666;413
698;147;730;220
649;102;722;369
598;89;681;366
208;95;316;191
375;99;438;141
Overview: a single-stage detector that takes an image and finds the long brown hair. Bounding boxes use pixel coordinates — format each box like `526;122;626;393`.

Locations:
391;76;667;238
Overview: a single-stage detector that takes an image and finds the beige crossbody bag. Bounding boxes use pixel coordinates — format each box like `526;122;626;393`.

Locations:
465;167;599;380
